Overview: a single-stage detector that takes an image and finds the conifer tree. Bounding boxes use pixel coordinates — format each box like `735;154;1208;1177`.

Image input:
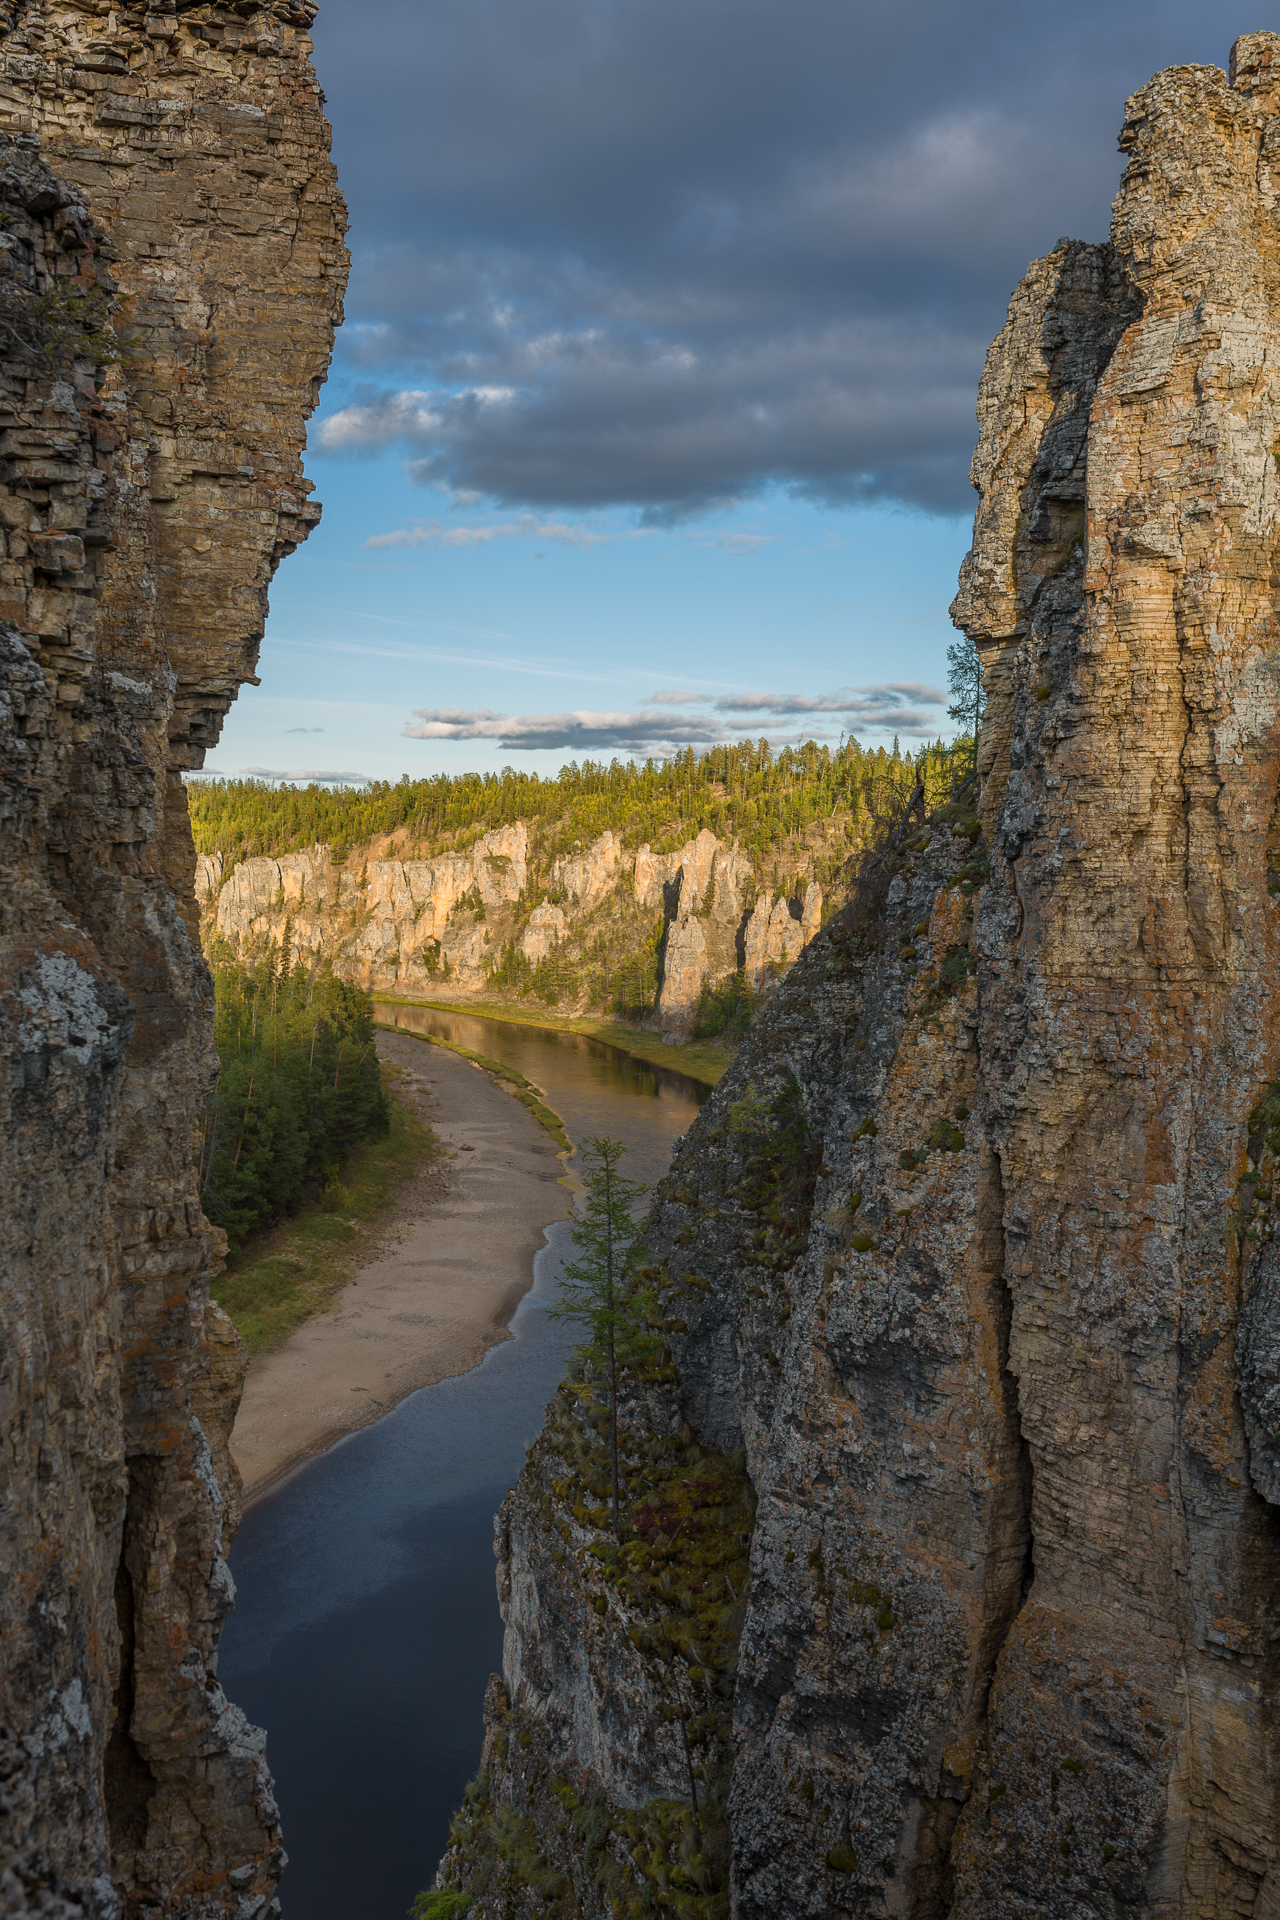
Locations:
551;1135;655;1534
947;632;986;760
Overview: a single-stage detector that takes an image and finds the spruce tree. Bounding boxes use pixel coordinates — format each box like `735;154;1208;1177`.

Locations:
551;1135;655;1535
946;632;986;761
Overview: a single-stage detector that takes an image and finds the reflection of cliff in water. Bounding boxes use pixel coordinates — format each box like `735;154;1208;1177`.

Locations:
375;1003;707;1183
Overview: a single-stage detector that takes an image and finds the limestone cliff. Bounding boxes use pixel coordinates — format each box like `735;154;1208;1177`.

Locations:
199;821;825;1033
437;35;1280;1919
0;6;345;1917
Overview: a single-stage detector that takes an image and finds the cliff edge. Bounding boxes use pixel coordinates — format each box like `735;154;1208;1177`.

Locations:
0;4;346;1916
437;34;1280;1920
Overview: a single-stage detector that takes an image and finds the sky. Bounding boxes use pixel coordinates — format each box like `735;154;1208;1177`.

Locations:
203;0;1266;788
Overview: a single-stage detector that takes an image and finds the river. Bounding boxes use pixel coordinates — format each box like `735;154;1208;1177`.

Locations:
217;1007;708;1920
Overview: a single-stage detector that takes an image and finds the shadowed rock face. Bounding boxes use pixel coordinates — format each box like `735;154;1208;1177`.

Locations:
438;34;1280;1920
0;5;345;1917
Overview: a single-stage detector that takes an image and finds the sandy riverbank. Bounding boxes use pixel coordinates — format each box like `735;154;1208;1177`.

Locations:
229;1028;571;1503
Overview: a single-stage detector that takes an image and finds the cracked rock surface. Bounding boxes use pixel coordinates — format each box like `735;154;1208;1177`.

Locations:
442;34;1280;1920
0;3;345;1916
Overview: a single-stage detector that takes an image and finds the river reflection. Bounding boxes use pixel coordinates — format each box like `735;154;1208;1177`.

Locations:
218;1011;707;1920
375;1002;708;1185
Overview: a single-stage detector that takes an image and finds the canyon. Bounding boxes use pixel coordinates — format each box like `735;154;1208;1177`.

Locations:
0;4;345;1917
8;13;1280;1920
431;32;1280;1920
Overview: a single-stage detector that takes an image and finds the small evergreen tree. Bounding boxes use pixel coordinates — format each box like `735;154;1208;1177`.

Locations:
946;632;986;759
551;1135;656;1535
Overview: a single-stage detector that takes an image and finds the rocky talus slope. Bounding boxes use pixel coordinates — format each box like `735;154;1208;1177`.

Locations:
437;35;1280;1919
0;6;345;1917
198;824;823;1031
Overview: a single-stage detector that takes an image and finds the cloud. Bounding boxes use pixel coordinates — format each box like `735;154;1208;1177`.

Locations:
317;318;985;519
241;766;372;786
309;0;1228;519
285;726;326;734
712;682;945;716
403;683;947;751
362;509;655;550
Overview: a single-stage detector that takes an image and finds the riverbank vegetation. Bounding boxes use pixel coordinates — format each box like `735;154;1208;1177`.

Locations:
201;951;436;1350
200;946;390;1249
211;1080;437;1354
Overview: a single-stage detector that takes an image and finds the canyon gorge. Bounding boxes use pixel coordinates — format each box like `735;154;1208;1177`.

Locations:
7;13;1280;1920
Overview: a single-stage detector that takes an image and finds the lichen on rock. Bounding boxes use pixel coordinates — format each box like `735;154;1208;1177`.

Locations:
0;4;346;1914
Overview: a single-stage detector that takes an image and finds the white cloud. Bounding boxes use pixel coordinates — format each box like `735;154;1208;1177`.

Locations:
241;766;372;786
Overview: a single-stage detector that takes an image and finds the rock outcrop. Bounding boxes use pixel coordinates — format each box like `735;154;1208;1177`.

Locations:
436;35;1280;1919
0;6;345;1917
202;822;824;1032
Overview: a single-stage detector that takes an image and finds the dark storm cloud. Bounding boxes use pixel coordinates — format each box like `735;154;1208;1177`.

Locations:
403;684;946;752
312;0;1253;519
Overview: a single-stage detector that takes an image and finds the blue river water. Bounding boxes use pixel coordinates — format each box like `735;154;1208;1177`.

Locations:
217;1008;708;1920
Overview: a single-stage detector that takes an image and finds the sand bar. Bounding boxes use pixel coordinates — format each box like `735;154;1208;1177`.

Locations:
230;1028;571;1502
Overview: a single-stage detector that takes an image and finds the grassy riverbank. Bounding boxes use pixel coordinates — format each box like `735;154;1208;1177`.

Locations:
372;994;733;1089
374;1021;573;1152
212;1080;439;1354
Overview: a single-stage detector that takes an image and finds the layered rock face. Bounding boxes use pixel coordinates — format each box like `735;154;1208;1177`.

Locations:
440;36;1280;1920
0;6;345;1916
201;822;825;1030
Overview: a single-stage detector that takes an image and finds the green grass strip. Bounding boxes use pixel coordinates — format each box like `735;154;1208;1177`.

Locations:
376;1021;573;1154
211;1089;440;1354
372;994;731;1088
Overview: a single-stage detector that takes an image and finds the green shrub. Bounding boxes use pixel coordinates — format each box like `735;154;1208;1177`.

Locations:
692;972;757;1040
408;1893;472;1919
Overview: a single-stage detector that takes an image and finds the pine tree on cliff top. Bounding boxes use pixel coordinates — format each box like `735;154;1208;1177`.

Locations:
550;1134;656;1536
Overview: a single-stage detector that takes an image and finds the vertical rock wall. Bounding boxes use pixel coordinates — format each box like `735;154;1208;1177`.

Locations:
200;820;825;1026
0;4;345;1916
440;34;1280;1920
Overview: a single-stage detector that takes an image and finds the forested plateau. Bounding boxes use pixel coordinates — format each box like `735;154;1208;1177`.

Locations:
191;739;962;1035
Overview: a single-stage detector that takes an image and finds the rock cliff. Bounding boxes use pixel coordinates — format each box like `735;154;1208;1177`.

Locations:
0;6;345;1917
436;35;1280;1919
200;821;825;1032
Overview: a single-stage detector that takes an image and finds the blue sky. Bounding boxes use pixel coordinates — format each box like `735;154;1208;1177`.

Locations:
201;0;1262;787
211;474;971;784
